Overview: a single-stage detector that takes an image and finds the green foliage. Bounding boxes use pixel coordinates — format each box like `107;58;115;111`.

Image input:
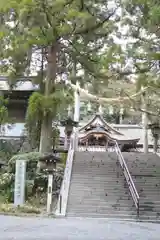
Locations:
0;151;64;204
125;0;160;27
0;96;9;128
0;141;14;163
0;172;14;190
25;86;72;151
0;0;129;152
0;172;14;202
0;0;121;82
27;92;43;121
52;126;60;149
61;152;67;166
8;152;41;175
0;203;41;214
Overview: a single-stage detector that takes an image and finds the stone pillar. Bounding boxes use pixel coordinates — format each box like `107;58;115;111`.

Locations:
47;173;53;213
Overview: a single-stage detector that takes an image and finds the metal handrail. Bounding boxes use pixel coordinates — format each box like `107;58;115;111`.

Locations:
113;141;140;217
56;131;76;216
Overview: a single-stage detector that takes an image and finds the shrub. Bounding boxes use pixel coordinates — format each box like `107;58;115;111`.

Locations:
17;205;41;214
0;151;64;205
0;172;14;189
61;152;67;166
8;152;41;177
0;203;41;214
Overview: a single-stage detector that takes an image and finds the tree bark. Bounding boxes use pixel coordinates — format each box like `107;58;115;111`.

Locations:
153;136;158;153
39;112;53;153
39;44;58;153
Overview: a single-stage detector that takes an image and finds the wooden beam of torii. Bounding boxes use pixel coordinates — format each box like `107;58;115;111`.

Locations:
67;81;148;104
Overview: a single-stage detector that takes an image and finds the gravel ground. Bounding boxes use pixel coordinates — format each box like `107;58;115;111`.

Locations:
0;216;160;240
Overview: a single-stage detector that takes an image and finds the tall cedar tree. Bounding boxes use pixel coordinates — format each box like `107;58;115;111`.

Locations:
0;0;120;152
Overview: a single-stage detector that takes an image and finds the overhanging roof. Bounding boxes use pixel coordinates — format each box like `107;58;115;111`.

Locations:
79;113;123;135
79;113;140;143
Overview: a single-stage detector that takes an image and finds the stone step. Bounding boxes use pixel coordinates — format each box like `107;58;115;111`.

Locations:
139;196;160;200
72;171;121;173
140;198;160;202
66;212;138;219
69;188;129;192
71;175;122;178
71;176;124;179
67;205;136;210
129;168;160;171
69;195;131;200
140;207;160;211
136;187;160;190
67;210;160;217
69;191;130;195
69;197;132;202
67;214;160;222
133;180;160;182
70;181;126;185
68;197;132;202
134;183;159;186
135;186;160;189
135;185;160;188
72;172;121;175
131;173;160;175
137;189;160;192
67;202;134;207
67;152;143;218
70;181;127;185
66;209;136;215
70;183;125;186
69;186;128;190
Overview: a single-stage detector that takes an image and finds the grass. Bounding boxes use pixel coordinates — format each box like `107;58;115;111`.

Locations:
0;203;41;215
0;194;46;216
0;194;57;217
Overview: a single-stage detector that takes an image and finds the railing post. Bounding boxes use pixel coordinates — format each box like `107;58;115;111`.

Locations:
137;201;140;218
59;194;62;214
113;139;140;216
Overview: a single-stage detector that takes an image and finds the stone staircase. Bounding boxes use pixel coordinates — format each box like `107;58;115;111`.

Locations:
66;151;138;219
122;152;160;221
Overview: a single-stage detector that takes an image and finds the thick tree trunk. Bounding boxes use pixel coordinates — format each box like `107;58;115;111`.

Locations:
39;44;58;154
153;136;158;153
39;112;53;153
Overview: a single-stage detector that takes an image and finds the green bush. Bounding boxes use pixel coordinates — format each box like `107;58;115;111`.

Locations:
0;151;64;205
0;172;14;189
0;173;35;203
8;152;41;176
0;203;41;214
0;173;15;202
0;152;43;203
61;152;67;166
